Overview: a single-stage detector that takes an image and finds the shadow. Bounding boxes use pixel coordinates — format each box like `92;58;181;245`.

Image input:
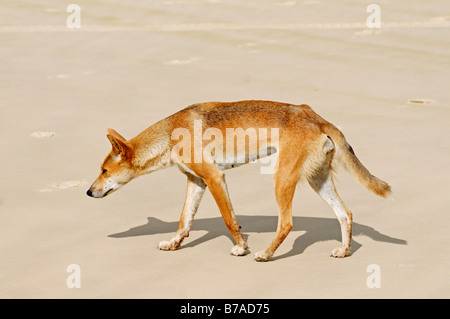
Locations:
109;215;407;260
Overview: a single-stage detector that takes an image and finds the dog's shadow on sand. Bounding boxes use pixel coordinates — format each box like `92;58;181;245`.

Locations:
109;215;407;260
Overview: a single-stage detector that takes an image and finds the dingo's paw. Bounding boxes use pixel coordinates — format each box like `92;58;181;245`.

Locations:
230;245;247;256
158;240;178;251
254;250;272;262
330;247;351;258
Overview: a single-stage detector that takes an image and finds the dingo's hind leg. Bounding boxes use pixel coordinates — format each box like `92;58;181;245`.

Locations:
308;165;352;258
255;154;302;262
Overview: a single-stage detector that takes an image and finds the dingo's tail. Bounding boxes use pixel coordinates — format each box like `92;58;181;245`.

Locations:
324;124;392;198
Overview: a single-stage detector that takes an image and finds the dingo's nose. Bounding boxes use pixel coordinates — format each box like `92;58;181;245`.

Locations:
86;189;93;197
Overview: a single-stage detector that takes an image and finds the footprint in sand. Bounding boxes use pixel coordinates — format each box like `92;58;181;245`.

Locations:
164;57;200;65
39;180;87;193
31;132;56;139
407;98;435;104
46;74;69;80
31;134;86;192
52;181;87;189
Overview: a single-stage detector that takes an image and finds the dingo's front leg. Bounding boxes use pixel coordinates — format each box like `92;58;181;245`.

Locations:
202;168;248;256
158;174;206;251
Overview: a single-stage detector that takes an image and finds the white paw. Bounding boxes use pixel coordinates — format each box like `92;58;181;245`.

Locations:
230;245;247;256
330;247;351;258
158;240;177;251
254;250;271;262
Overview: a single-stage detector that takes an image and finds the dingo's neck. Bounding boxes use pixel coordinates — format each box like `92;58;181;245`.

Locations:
129;119;173;175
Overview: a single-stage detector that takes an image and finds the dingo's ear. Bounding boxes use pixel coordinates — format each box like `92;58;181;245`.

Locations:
107;133;133;161
107;128;126;142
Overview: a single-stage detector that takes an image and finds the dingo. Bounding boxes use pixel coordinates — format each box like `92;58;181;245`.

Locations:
87;100;391;261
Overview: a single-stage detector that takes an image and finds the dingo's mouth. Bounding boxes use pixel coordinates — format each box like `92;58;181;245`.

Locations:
103;188;114;197
86;188;114;198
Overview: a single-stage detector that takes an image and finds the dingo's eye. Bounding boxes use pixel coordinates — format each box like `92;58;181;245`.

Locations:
102;169;107;174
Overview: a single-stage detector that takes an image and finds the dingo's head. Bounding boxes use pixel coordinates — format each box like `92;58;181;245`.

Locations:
87;129;136;198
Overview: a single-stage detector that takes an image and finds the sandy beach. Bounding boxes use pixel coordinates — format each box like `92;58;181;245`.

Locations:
1;0;449;298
